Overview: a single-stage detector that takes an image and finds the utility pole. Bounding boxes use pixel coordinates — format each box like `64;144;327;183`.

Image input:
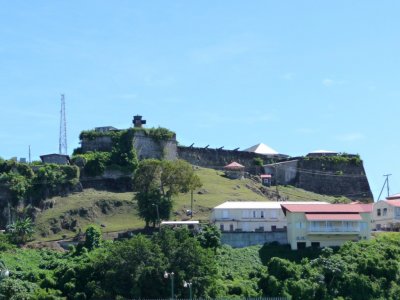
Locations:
28;145;31;164
274;164;280;201
377;174;392;201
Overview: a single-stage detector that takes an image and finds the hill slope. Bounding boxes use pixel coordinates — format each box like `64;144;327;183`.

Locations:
33;167;350;241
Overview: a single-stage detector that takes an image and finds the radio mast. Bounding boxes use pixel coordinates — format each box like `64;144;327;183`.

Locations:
59;94;67;155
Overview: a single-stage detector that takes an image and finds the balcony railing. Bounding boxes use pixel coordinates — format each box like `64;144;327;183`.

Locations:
308;226;360;233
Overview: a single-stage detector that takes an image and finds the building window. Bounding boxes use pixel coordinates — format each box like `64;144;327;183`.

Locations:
220;224;224;231
296;222;304;229
253;211;256;218
360;222;367;230
377;209;381;216
261;211;264;218
311;242;320;248
297;242;306;249
229;224;234;232
383;208;388;216
222;210;229;219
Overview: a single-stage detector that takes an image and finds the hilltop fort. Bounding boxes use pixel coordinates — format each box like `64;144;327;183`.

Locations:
72;115;373;202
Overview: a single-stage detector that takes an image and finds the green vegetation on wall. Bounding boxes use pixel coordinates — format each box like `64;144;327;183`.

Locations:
0;159;80;221
74;128;141;176
303;153;362;166
78;126;175;143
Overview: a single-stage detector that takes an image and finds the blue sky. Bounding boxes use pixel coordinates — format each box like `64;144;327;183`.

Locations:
0;1;399;200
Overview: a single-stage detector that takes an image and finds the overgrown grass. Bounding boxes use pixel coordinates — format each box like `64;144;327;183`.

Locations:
34;189;144;241
33;167;351;241
273;185;351;203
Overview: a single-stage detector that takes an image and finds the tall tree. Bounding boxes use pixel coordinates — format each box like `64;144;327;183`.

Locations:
133;159;201;227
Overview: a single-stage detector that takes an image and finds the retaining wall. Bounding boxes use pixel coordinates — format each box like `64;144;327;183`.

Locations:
221;231;288;248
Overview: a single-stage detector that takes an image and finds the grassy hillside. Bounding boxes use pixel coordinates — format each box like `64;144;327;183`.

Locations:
33;167;351;241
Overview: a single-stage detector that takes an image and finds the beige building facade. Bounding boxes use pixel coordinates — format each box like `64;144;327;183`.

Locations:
373;199;400;230
281;203;373;250
211;201;327;233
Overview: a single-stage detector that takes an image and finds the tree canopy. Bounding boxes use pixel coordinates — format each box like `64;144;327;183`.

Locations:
133;159;201;227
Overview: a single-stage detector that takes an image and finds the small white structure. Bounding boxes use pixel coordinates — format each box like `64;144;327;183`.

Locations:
373;195;400;231
244;143;279;155
211;201;327;233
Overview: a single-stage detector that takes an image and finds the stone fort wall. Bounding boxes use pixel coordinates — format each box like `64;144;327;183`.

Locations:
177;146;275;173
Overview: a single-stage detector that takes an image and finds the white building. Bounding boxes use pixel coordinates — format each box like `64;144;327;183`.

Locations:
373;194;400;230
211;201;327;233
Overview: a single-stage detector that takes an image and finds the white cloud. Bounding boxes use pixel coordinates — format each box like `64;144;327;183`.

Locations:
196;111;277;129
117;93;137;100
336;133;365;142
322;78;334;87
189;34;264;64
282;72;295;80
295;128;317;134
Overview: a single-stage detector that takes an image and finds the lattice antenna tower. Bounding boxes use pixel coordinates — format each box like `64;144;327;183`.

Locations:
59;94;68;155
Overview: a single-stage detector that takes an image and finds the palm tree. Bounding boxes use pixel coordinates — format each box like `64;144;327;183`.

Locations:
7;217;34;244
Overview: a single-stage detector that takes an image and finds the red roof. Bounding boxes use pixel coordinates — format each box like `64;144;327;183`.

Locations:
387;193;400;200
224;162;245;169
385;200;400;207
305;213;362;221
260;174;272;178
281;203;373;214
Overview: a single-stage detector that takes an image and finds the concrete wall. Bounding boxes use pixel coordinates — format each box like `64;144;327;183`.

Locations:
221;231;288;248
264;160;298;185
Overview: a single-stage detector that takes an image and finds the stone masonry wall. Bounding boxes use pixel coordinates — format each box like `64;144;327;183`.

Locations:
80;131;178;160
177;146;274;174
81;136;113;152
133;131;177;160
295;158;373;202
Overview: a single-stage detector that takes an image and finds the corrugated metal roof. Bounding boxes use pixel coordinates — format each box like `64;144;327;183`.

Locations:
214;201;328;210
305;213;362;221
281;203;373;213
387;194;400;200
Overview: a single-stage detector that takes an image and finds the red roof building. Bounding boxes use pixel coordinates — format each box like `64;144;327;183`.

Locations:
224;162;245;169
224;162;245;179
281;203;372;250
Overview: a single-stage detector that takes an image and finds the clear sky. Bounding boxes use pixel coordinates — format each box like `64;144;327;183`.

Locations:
1;1;399;200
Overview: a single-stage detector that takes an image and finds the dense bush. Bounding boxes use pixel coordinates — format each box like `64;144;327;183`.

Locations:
0;161;81;226
3;232;400;299
73;129;139;176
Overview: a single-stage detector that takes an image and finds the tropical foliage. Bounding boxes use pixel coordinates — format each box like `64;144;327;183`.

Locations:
2;232;400;299
133;159;202;227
